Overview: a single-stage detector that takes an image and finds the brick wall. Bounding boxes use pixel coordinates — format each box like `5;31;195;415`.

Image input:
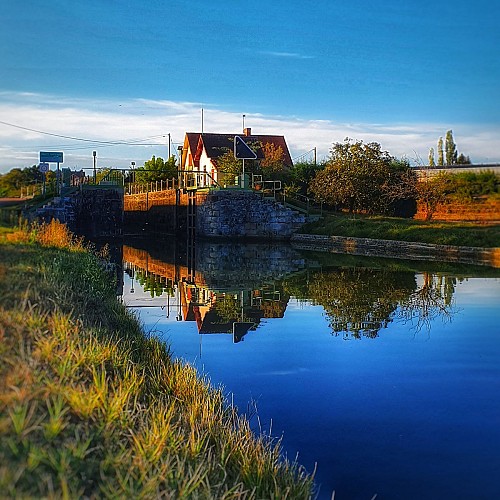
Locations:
415;197;500;222
124;189;188;211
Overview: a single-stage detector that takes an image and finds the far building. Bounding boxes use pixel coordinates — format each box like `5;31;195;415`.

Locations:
180;128;293;187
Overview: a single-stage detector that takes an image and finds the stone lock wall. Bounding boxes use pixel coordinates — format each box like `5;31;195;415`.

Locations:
29;187;124;239
75;187;124;238
291;233;500;268
195;190;306;240
195;241;305;290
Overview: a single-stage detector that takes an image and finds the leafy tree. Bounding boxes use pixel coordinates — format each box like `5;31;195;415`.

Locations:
309;139;414;215
445;130;457;165
456;153;471;165
448;171;498;200
215;150;243;186
431;130;470;166
416;172;452;220
260;142;286;180
215;143;262;186
0;165;44;197
134;155;177;184
216;150;242;176
381;159;418;216
428;148;435;167
437;137;444;166
288;161;325;196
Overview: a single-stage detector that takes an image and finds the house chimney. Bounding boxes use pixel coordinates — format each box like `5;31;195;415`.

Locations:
243;127;251;136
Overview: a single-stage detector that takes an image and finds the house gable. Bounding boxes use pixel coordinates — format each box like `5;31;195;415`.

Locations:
181;132;293;171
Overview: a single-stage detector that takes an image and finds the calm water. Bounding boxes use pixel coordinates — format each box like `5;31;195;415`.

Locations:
121;239;500;500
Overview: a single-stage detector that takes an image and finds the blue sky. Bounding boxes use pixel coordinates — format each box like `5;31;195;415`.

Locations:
0;0;499;172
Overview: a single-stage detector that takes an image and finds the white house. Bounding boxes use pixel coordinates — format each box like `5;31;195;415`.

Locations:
180;128;293;187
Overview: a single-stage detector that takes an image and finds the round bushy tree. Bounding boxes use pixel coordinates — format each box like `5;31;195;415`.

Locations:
309;139;416;215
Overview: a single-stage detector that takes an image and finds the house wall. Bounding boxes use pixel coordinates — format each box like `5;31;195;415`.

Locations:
183;144;214;187
198;149;215;186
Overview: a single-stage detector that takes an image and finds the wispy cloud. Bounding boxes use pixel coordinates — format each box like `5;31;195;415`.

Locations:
260;51;315;60
0;91;498;172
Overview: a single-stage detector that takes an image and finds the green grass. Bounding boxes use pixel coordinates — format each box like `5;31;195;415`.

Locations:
301;213;500;248
0;222;314;499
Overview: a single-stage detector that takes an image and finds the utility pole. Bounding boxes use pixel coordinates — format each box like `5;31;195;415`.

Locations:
168;133;171;158
242;114;246;132
313;147;317;166
93;151;97;184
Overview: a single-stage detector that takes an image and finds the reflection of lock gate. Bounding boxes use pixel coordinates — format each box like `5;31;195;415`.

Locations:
251;287;281;307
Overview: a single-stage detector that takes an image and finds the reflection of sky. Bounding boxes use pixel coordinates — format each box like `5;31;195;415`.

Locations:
128;269;500;500
450;276;500;306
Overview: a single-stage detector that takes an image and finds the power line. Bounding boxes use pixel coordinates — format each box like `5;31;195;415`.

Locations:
11;142;168;152
292;148;316;162
0;119;168;146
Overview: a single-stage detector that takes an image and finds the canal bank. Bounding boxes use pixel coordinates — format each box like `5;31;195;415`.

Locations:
0;222;314;499
291;233;500;268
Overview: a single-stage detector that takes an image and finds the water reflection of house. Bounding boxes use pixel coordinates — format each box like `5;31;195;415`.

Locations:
179;283;290;341
251;286;290;319
123;244;293;342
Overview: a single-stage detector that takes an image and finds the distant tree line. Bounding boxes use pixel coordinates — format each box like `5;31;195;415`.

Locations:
428;130;471;167
280;137;497;221
0;165;57;197
1;131;496;224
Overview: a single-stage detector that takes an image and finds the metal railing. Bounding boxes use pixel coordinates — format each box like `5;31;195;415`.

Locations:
280;191;323;216
251;175;282;198
178;170;221;191
126;178;178;195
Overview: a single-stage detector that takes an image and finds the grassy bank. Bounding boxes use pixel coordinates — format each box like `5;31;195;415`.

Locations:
0;221;313;498
301;213;500;248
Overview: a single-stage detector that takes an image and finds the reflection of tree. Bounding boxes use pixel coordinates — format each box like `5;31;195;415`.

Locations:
284;267;459;339
135;270;174;298
398;272;457;331
213;294;241;323
305;268;417;339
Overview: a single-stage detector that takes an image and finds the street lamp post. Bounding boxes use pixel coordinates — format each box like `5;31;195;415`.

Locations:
130;161;136;191
93;151;97;184
177;146;183;188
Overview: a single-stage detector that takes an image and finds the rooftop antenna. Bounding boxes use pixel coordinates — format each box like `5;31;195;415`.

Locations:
201;108;204;134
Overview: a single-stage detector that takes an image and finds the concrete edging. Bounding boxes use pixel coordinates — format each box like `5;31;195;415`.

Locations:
290;233;500;268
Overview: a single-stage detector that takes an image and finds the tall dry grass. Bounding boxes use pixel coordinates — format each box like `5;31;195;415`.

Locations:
4;219;85;250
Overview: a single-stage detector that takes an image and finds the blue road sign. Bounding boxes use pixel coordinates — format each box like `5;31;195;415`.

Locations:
38;162;50;173
40;151;63;163
234;136;257;159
